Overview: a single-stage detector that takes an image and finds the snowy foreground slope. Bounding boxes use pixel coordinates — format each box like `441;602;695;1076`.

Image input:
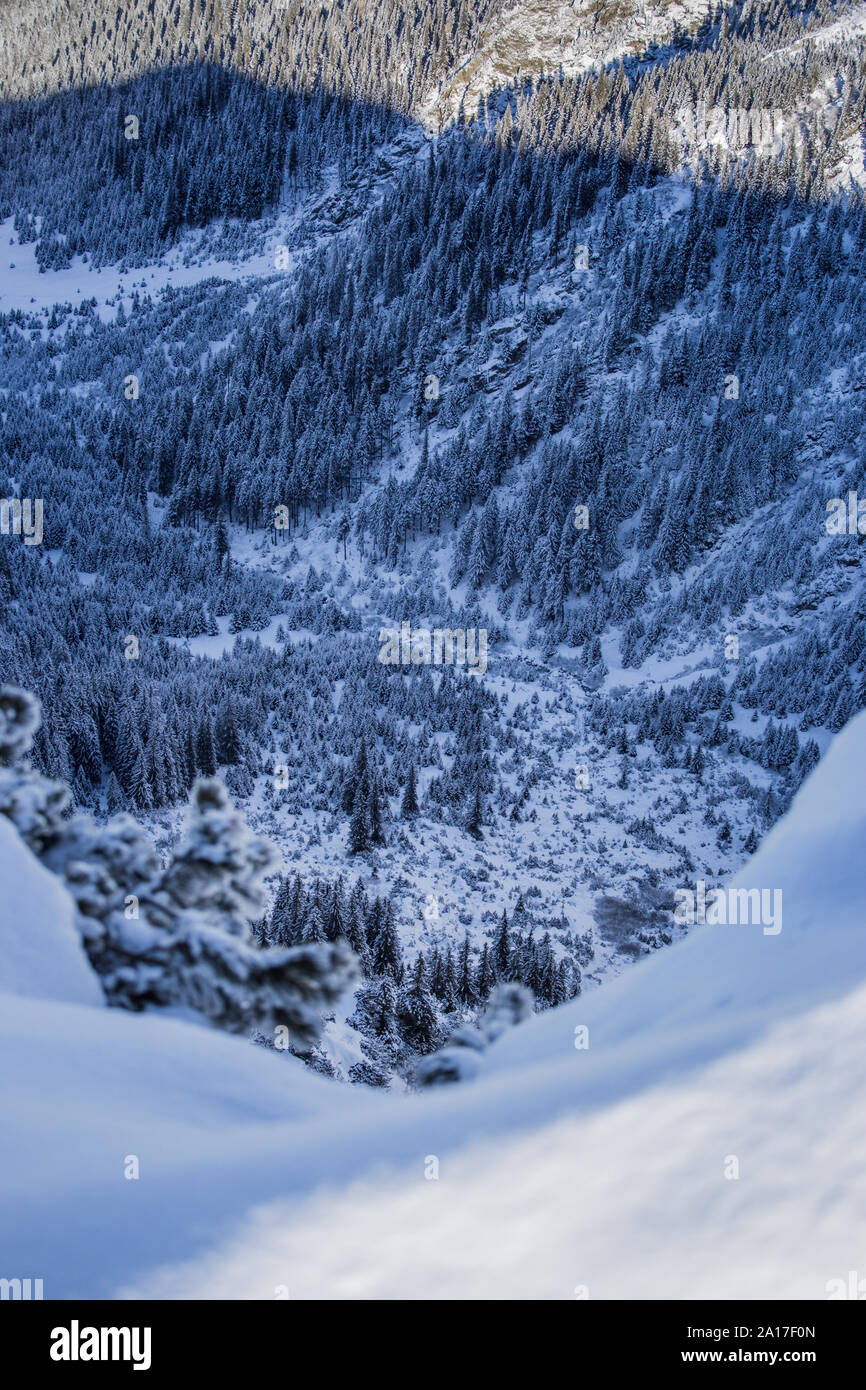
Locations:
1;712;865;1300
0;816;102;1009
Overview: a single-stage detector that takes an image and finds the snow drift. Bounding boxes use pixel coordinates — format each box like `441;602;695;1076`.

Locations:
0;814;102;1008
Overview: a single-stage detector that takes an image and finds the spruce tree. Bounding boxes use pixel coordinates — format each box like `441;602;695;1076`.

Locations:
492;909;511;981
400;762;419;819
349;792;369;854
372;902;404;983
397;955;442;1054
466;779;484;839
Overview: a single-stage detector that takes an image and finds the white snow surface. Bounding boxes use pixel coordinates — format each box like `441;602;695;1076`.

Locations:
1;708;864;1299
0;814;102;1007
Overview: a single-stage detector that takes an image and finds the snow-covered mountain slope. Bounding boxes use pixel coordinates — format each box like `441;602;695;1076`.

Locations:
418;0;714;129
1;704;863;1297
487;683;866;1082
4;0;866;1088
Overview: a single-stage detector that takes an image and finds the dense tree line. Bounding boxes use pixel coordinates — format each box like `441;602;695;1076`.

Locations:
255;867;589;1081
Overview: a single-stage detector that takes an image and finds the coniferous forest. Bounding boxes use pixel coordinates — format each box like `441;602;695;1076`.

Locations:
1;0;865;1093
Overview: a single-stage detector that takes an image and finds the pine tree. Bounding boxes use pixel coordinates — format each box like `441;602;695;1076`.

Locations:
476;941;495;1000
466;778;484;839
343;740;368;815
440;946;459;1013
196;715;217;777
215;702;242;766
368;778;385;845
457;934;477;1006
397;955;442;1054
215;515;230;572
323;879;346;942
400;762;419;819
267;876;295;947
372;901;403;982
343;901;371;975
105;771;126;814
492;909;511;981
692;743;705;782
349;791;369;854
